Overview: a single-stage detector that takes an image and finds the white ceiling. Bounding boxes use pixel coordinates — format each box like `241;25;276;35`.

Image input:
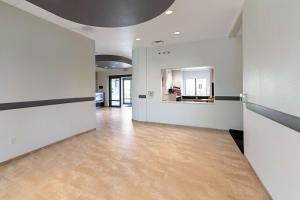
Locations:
1;0;244;59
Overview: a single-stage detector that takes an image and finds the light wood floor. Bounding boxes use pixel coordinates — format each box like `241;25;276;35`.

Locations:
0;107;270;200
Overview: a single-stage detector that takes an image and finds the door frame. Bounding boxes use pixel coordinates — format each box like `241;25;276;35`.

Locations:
109;74;131;107
122;76;132;105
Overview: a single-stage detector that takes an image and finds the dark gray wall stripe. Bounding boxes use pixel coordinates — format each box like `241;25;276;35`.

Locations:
0;97;94;111
246;102;300;133
215;96;241;101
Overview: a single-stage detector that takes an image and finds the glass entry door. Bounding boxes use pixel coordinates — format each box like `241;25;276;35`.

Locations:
109;76;121;107
123;77;132;105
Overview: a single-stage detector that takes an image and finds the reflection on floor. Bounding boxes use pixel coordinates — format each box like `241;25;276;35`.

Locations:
0;107;270;200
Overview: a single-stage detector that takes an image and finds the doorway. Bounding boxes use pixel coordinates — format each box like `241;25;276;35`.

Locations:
109;75;132;107
123;76;132;105
109;76;121;107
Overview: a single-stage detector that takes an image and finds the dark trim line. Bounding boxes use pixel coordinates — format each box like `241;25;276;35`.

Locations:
108;74;132;78
182;96;210;100
215;96;241;101
246;102;300;133
0;97;95;111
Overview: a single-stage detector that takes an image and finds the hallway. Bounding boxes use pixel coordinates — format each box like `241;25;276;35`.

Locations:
0;108;269;200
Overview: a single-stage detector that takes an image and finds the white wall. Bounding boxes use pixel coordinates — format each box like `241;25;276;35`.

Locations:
132;48;147;121
0;2;96;163
96;68;132;106
132;37;243;130
243;0;300;199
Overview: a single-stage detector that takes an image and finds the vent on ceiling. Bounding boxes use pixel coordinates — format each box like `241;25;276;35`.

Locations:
152;40;164;45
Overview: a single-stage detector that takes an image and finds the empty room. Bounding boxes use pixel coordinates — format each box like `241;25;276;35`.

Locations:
0;0;299;199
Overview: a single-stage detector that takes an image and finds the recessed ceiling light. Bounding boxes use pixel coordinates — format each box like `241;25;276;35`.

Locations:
165;10;173;15
136;38;141;41
174;31;180;35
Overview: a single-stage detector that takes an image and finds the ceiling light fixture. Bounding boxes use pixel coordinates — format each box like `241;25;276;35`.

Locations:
136;38;141;41
174;31;180;35
165;10;173;15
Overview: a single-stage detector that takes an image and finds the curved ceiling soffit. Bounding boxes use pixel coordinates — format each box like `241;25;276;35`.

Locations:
96;55;132;69
26;0;176;27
